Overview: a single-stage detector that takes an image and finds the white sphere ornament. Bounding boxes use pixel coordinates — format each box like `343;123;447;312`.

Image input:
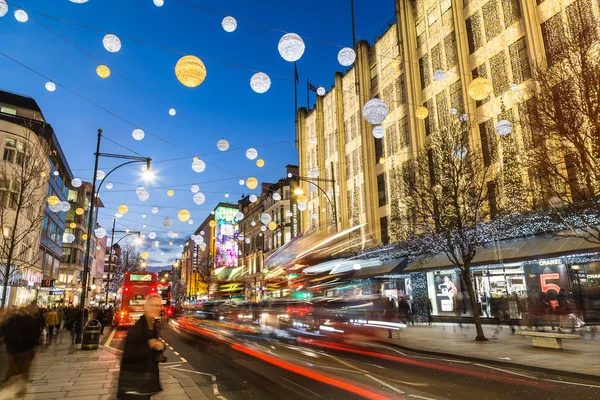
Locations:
278;33;305;62
310;137;317;145
60;201;71;212
260;213;272;225
246;148;258;160
191;184;199;193
222;16;237;32
142;214;146;218
249;194;257;203
250;72;271;94
132;128;145;141
235;212;244;221
273;193;281;201
317;87;326;96
163;217;173;228
106;182;113;190
495;120;513;136
363;99;389;125
510;83;519;91
149;232;156;239
460;114;469;122
450;108;458;115
0;0;8;17
169;108;176;116
277;232;282;237
136;187;146;196
433;69;446;82
239;179;245;186
103;34;122;53
71;178;82;188
45;82;56;92
338;47;356;67
188;219;194;225
94;227;107;239
193;192;206;205
153;0;164;7
452;145;468;159
70;0;89;4
251;221;256;227
96;170;105;180
372;126;385;139
309;169;319;178
225;193;229;198
260;226;267;232
14;9;28;22
192;159;206;173
66;234;76;243
297;202;307;211
151;207;159;214
53;171;60;177
115;212;122;219
245;238;251;244
138;191;150;202
217;139;229;151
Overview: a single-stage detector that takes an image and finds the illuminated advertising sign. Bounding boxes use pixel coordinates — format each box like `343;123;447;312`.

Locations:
214;206;239;268
215;206;238;224
290;186;301;237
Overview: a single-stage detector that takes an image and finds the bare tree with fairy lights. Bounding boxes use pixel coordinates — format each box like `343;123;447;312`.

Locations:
400;115;494;341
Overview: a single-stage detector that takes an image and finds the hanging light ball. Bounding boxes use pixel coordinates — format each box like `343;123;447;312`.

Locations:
273;192;281;201
268;221;277;231
246;148;258;160
45;82;56;92
178;209;191;222
167;189;174;197
192;159;206;173
217;139;230;151
317;87;326;96
278;33;305;62
76;207;84;215
190;184;199;193
209;220;217;228
460;114;469;122
510;83;519;91
149;232;157;240
277;232;282;237
169;108;176;116
136;187;146;196
82;234;88;241
140;252;149;260
94;227;107;239
151;207;158;214
14;9;28;22
260;213;271;225
338;47;356;67
372;126;385;139
70;0;89;3
66;234;76;243
175;55;207;88
71;178;82;188
256;159;265;167
235;212;244;221
188;219;194;225
193;192;206;205
69;222;76;229
249;194;257;203
468;77;493;101
131;128;145;141
260;226;267;232
0;1;8;17
138;191;150;201
239;179;245;186
222;16;237;32
310;137;317;145
168;242;173;246
433;69;446;82
250;72;271;94
495;120;513;136
450;108;458;115
47;196;60;206
415;106;429;120
452;145;468;159
106;182;113;190
297;202;307;211
297;194;308;203
245;238;251;244
309;168;319;178
60;201;71;212
363;99;389;125
103;34;121;53
163;217;173;228
49;203;62;213
96;65;111;79
251;221;256;227
224;193;230;198
115;212;122;219
246;177;258;189
153;0;164;6
117;204;129;214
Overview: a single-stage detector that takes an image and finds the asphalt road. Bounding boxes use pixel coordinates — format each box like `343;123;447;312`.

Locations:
106;318;600;400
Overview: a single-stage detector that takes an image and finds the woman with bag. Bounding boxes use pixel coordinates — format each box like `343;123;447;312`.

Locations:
117;294;165;400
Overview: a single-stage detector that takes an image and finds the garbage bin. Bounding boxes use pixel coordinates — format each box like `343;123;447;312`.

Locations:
81;319;101;350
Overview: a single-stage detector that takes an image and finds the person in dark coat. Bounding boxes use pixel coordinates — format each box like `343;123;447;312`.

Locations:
117;294;165;400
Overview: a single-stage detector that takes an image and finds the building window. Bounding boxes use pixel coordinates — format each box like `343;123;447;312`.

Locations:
399;117;409;149
0;106;17;115
541;14;564;67
418;56;429;89
509;37;531;84
502;0;522;27
487;180;498;219
395;75;406;104
465;16;476;54
482;0;502;40
479;120;497;166
490;51;510;96
375;137;384;160
565;154;584;202
380;216;390;245
424;99;435;136
370;63;378;89
444;32;458;67
427;150;436;185
377;174;387;207
450;80;463;114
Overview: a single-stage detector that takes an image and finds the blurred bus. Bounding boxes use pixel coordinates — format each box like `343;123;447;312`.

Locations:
158;281;173;318
116;272;158;328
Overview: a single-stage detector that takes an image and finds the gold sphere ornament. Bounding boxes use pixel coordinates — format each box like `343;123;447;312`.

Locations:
468;77;493;101
75;207;84;215
40;172;47;177
177;209;191;222
175;55;207;88
267;221;277;231
415;106;429;120
47;196;60;206
96;65;111;79
117;204;128;214
69;222;76;229
82;234;88;241
246;177;258;190
297;194;308;203
141;252;149;260
209;220;217;228
256;159;265;167
167;189;174;197
169;241;173;246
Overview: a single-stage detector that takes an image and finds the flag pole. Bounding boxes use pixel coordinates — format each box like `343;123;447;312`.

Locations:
294;62;298;147
306;79;310;109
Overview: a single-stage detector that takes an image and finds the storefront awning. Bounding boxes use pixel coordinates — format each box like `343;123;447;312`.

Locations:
405;233;600;272
351;258;408;278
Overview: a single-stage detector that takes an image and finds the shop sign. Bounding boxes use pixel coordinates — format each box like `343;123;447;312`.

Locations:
215;206;238;224
539;259;562;266
49;289;65;295
588;274;600;279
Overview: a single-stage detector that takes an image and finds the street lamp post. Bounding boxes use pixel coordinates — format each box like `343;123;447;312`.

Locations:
292;162;338;232
104;218;141;305
76;129;152;344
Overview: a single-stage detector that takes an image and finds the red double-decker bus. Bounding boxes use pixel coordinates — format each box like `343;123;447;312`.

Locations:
116;272;158;328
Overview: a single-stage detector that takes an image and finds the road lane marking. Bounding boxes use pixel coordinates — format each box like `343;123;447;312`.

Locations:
541;379;600;389
169;346;174;350
165;366;215;377
387;378;429;387
105;329;117;350
174;351;180;355
365;374;405;395
280;376;326;399
326;354;368;373
409;395;436;400
473;363;537;379
180;357;187;362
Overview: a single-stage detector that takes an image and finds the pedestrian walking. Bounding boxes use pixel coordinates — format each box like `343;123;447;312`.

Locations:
117;294;165;400
425;297;433;326
44;308;59;344
97;308;106;335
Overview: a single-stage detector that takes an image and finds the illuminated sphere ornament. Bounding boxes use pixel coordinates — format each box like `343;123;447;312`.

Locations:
495;120;513;136
178;209;191;222
268;221;277;231
222;16;237;32
277;232;282;237
141;252;149;260
45;82;56;92
217;139;229;151
70;0;89;3
246;148;258;160
14;9;28;23
169;108;176;116
224;193;229;198
70;223;76;229
245;238;251;244
273;192;281;201
82;234;88;241
297;202;307;211
153;0;164;6
338;47;356;67
278;33;305;62
163;217;173;228
49;204;62;213
260;226;267;232
136;187;146;196
260;213;272;225
468;77;493;101
167;189;174;197
433;69;446;82
151;207;158;214
192;159;206;173
132;128;145;140
249;195;257;203
460;114;469;122
60;201;71;212
363;99;389;125
103;34;121;53
415;106;429;120
193;192;206;205
76;207;84;215
309;169;319;178
190;184;199;193
452;145;468;159
96;65;111;79
106;182;113;190
94;227;107;239
169;242;173;246
246;177;258;190
188;219;194;224
235;212;244;221
297;194;308;203
251;221;256;227
317;87;326;96
0;0;7;17
209;220;217;228
175;55;207;88
310;137;317;145
510;83;519;91
256;159;265;167
239;179;245;186
115;212;122;219
71;178;82;188
138;191;150;202
66;234;75;243
450;108;458;115
47;196;60;206
149;232;156;240
118;205;129;214
250;72;271;94
372;126;384;139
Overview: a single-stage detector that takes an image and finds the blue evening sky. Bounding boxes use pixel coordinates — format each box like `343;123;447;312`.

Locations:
0;0;394;267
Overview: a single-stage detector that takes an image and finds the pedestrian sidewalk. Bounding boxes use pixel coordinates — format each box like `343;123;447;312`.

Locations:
22;331;209;400
378;323;600;378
